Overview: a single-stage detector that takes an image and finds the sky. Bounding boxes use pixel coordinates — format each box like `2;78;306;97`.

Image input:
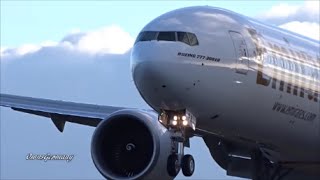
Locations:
0;1;319;179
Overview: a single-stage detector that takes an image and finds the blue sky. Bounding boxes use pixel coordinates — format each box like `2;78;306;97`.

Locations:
1;1;306;47
0;1;318;180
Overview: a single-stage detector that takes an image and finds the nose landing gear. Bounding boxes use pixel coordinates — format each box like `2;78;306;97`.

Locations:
158;109;197;177
167;153;195;177
167;154;180;176
181;154;195;176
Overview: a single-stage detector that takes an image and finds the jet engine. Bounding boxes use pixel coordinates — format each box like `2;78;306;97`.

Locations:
91;109;174;180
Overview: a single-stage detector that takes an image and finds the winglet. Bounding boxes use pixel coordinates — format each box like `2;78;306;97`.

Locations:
50;114;66;132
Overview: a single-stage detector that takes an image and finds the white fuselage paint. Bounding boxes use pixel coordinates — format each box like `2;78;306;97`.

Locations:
131;6;320;164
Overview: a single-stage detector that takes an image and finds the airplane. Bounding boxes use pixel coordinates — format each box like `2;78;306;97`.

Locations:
1;6;319;180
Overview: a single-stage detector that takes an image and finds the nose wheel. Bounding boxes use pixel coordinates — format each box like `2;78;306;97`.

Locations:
167;154;180;177
181;154;195;176
167;154;195;177
158;109;197;178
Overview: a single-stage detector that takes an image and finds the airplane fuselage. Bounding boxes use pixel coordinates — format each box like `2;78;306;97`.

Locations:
131;6;320;165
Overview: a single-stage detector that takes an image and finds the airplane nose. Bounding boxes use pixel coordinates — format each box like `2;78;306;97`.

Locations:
131;56;167;93
129;30;202;110
130;44;184;110
130;42;178;85
130;42;203;112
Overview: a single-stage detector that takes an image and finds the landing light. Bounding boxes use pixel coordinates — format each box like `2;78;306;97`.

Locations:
158;109;196;130
182;120;188;126
172;120;178;126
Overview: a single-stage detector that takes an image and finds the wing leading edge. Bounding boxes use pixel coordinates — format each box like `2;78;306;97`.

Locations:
0;93;128;132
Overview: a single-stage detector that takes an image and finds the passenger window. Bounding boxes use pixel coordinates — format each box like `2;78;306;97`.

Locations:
273;45;280;52
294;62;299;73
157;32;176;41
289;49;295;58
268;43;274;49
281;47;287;55
177;32;190;45
306;55;312;61
300;52;307;60
187;33;199;46
295;52;302;59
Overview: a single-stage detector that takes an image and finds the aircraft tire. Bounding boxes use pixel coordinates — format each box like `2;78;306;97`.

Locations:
167;154;180;177
182;154;195;176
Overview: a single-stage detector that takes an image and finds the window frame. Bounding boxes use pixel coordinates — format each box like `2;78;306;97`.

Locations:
135;31;199;46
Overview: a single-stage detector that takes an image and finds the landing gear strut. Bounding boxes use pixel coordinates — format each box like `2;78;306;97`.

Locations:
158;109;197;177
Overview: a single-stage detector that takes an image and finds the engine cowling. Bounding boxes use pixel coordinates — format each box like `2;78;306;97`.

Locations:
91;109;174;180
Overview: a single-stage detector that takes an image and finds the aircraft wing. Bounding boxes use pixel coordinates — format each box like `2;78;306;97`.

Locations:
0;93;130;132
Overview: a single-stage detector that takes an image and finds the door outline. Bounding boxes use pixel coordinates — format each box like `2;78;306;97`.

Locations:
229;30;249;75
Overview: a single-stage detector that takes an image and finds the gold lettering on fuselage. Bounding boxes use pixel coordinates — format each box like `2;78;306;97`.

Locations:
252;37;319;102
256;65;318;102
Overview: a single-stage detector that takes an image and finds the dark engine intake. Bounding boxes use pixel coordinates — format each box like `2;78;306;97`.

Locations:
91;109;174;180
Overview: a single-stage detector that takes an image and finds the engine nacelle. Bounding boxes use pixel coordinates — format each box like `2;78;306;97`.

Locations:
91;109;174;180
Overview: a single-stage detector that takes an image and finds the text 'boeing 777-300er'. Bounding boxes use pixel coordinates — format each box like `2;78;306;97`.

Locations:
1;6;319;180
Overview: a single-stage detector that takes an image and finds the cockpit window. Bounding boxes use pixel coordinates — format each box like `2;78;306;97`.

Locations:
135;31;199;46
157;32;176;41
135;31;157;43
177;32;190;45
187;33;199;46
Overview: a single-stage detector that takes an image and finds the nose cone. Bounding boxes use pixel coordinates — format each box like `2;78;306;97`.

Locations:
130;42;201;111
130;6;232;110
131;45;177;110
129;7;203;110
130;42;176;78
132;60;162;91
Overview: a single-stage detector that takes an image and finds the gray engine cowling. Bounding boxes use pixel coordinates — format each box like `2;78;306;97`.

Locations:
91;109;174;180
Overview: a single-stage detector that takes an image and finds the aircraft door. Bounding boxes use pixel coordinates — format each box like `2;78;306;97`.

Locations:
229;31;249;74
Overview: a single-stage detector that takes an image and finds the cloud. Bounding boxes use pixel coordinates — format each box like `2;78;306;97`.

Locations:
0;46;8;56
1;3;319;60
76;25;134;54
259;1;319;25
279;21;319;40
1;25;134;59
258;1;319;40
0;24;140;105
